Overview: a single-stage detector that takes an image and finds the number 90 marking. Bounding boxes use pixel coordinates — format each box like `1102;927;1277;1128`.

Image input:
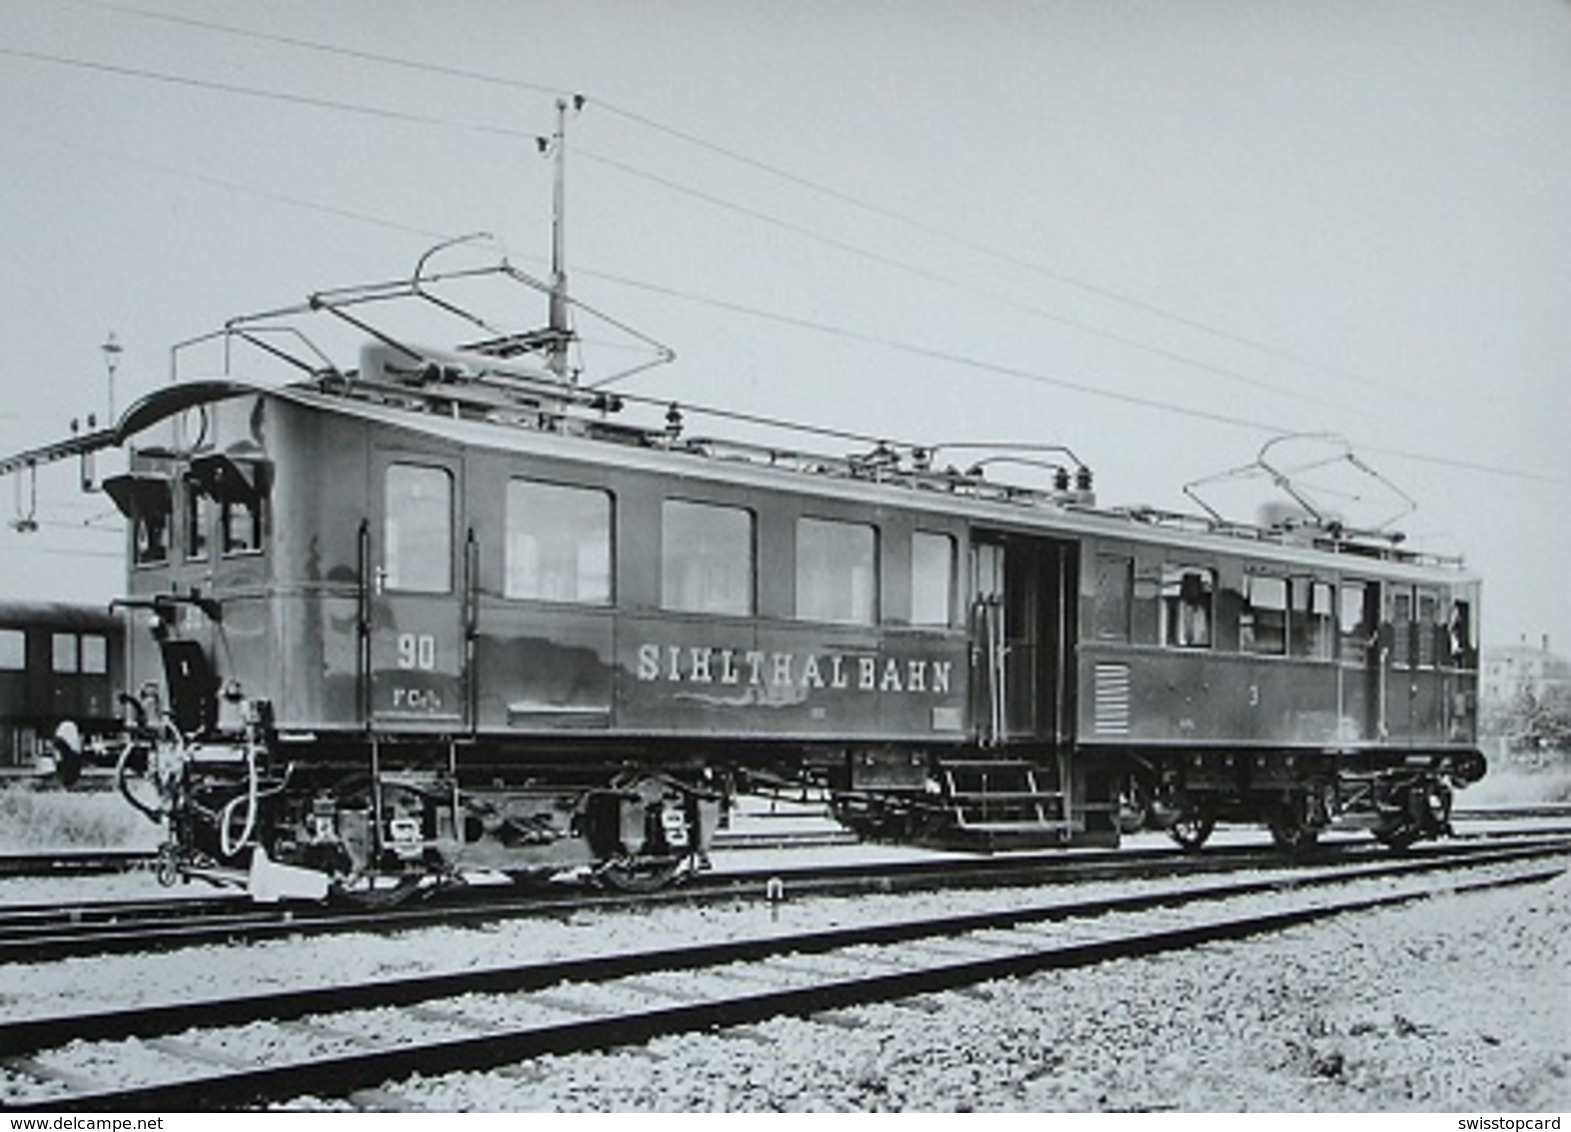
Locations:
396;632;437;670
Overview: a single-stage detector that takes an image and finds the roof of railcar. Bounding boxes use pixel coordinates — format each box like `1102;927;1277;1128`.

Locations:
144;378;1480;586
0;601;122;632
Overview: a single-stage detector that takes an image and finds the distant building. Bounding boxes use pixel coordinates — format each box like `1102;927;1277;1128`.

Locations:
1481;636;1571;709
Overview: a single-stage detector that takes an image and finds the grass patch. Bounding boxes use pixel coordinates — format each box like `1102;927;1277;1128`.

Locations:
0;780;159;851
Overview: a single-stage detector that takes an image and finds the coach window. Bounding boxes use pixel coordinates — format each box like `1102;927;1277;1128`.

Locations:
1093;553;1134;642
80;634;108;676
505;480;613;605
910;532;955;627
51;633;78;674
0;629;23;670
661;500;754;616
1240;574;1288;655
384;463;453;593
1161;566;1214;648
797;517;878;625
1291;580;1335;660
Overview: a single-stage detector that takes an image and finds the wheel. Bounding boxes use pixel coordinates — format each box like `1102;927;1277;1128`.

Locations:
1168;809;1215;850
1267;806;1321;853
1115;775;1151;835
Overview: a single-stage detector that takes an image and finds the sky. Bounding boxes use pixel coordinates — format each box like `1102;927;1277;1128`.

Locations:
0;0;1567;651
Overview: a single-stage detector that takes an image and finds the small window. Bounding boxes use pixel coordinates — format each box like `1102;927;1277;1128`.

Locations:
505;480;612;604
134;512;169;566
661;500;753;615
796;518;877;624
1241;574;1288;655
1391;589;1414;669
910;532;955;627
80;634;108;675
1161;566;1214;648
184;484;209;561
1339;581;1374;662
1417;589;1440;668
222;497;263;556
0;629;23;671
384;463;453;593
52;633;78;674
1093;553;1133;641
1448;600;1475;670
1291;580;1335;660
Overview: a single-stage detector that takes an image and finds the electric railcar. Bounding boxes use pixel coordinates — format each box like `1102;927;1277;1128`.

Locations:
3;261;1483;900
0;601;124;779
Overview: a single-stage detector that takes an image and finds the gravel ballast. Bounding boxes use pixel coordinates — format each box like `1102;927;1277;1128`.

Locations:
370;870;1570;1112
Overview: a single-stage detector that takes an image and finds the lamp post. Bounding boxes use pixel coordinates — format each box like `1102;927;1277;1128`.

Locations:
101;332;121;422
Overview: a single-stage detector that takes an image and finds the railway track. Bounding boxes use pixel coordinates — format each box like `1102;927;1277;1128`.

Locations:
2;832;1563;963
2;840;1563;1111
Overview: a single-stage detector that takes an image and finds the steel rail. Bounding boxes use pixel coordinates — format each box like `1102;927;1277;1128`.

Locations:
3;842;1563;1112
2;832;1567;964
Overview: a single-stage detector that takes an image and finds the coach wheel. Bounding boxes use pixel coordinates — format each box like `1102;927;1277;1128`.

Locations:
1167;808;1214;851
1115;775;1151;835
1267;804;1321;853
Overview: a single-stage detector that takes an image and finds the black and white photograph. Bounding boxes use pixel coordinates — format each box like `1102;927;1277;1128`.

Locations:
0;0;1566;1116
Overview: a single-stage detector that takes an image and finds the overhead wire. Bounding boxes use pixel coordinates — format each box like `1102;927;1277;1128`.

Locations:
9;4;1559;487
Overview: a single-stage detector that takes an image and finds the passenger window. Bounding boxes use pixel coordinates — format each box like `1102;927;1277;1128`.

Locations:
505;480;612;605
1240;574;1288;655
661;500;753;615
910;532;955;627
80;634;108;676
384;463;453;593
0;629;23;671
796;517;877;625
1093;553;1133;642
1161;566;1214;648
51;633;78;674
1291;580;1335;660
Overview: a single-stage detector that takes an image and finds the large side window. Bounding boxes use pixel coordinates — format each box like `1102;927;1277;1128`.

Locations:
661;500;754;615
1240;574;1288;655
384;463;453;593
51;633;78;674
1093;553;1133;642
910;531;955;627
80;634;109;676
796;517;877;625
1340;581;1376;662
1290;579;1335;660
0;629;23;671
1390;588;1414;669
1161;565;1214;648
505;480;612;604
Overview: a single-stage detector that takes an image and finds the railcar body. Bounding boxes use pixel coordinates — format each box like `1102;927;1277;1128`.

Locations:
0;601;124;777
2;257;1484;899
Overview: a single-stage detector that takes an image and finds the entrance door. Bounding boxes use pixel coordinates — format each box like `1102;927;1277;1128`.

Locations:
969;533;1077;745
366;452;467;730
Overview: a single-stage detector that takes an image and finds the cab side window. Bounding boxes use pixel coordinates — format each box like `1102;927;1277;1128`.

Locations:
384;463;453;593
1161;566;1214;648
